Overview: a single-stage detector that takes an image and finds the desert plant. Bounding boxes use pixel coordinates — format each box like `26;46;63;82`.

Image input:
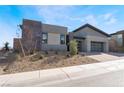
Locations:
69;40;78;56
13;49;20;54
45;51;48;54
55;51;58;55
30;52;44;62
4;42;9;51
29;50;34;55
11;53;22;61
66;54;71;58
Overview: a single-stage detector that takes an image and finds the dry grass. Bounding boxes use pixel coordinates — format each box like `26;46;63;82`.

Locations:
0;52;98;75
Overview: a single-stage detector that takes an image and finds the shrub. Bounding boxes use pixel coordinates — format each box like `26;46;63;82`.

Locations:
30;52;44;62
13;49;20;54
14;53;21;60
30;50;34;55
55;51;58;55
3;68;7;72
45;51;48;54
66;54;71;58
69;40;78;56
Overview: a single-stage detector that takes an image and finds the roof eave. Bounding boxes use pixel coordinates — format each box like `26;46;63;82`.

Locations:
72;24;110;37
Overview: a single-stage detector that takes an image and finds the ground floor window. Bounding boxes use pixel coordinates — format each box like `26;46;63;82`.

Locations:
60;34;65;44
42;32;48;44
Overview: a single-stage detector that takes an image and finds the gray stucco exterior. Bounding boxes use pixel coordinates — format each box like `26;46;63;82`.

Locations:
41;44;67;51
13;19;109;53
69;24;109;52
14;19;67;53
41;24;67;51
42;24;67;34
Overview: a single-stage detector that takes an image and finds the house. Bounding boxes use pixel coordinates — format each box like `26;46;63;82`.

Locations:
14;19;110;53
13;19;67;53
68;24;110;52
109;30;124;52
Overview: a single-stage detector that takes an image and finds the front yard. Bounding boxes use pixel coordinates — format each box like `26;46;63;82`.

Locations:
0;51;98;75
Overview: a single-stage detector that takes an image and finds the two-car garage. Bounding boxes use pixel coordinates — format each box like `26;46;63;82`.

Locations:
70;24;109;53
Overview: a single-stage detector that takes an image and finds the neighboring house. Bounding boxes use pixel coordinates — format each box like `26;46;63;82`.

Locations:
109;30;124;52
68;24;110;52
13;19;67;53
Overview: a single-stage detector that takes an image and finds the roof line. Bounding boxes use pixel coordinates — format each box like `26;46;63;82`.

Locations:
110;30;124;35
72;23;110;37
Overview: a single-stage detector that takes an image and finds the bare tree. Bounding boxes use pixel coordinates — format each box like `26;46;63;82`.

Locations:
16;25;25;57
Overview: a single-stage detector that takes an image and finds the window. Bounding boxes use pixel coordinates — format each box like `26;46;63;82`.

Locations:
60;34;65;44
42;32;48;44
117;34;123;46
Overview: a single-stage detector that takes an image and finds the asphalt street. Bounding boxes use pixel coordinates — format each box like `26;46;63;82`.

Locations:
6;69;124;87
34;69;124;87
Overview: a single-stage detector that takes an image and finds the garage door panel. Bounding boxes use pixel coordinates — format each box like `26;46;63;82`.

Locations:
91;42;104;52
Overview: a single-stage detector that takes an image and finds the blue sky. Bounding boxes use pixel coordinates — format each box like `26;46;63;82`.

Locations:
0;5;124;47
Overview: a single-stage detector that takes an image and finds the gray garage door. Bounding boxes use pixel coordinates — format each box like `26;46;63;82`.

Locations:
91;41;104;52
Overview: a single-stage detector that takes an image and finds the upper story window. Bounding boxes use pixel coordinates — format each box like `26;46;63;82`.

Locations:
60;34;65;44
42;32;48;44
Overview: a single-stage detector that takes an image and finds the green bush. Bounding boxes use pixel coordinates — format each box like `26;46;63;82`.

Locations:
69;40;78;56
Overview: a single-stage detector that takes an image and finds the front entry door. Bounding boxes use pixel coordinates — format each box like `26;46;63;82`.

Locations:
77;41;82;52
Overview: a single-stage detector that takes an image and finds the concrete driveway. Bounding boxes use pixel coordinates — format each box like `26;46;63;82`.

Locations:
86;52;124;62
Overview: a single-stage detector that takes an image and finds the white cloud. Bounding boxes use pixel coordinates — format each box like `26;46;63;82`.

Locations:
84;15;98;25
36;6;98;25
35;6;100;27
36;6;74;23
35;6;86;30
103;13;113;20
100;13;117;25
35;6;118;30
106;17;117;25
69;17;84;22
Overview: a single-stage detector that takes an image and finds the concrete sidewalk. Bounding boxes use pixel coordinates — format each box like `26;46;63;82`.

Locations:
1;59;124;87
